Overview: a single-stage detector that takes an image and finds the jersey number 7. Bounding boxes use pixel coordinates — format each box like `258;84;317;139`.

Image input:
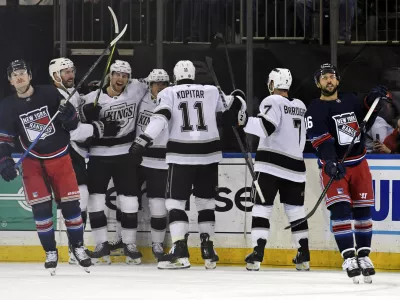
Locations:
293;118;301;145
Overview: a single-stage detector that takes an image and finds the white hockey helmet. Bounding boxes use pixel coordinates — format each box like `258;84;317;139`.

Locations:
173;60;195;82
148;69;170;83
110;60;132;77
267;68;292;93
49;57;75;82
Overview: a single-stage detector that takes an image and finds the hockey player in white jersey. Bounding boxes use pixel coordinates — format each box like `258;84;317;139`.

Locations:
49;57;120;264
130;60;245;269
80;60;147;264
134;69;170;259
239;68;310;271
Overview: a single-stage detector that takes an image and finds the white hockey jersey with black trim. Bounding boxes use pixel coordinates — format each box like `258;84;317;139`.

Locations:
244;94;307;182
136;91;168;170
82;79;147;156
148;84;226;165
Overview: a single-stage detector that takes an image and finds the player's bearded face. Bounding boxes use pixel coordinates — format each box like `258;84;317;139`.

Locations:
60;67;76;88
10;69;31;93
111;72;129;93
319;73;339;96
150;82;168;97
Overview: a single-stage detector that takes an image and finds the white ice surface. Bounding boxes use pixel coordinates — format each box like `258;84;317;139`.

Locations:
0;263;399;300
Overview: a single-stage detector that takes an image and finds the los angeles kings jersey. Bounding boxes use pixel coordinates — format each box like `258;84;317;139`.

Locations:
136;91;169;170
82;79;147;156
148;84;226;165
0;85;70;159
244;94;307;182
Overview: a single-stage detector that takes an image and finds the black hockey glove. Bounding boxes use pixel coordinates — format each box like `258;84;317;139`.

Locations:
92;120;121;139
81;103;102;123
58;100;79;131
324;160;346;181
129;134;152;165
365;85;388;112
0;157;17;182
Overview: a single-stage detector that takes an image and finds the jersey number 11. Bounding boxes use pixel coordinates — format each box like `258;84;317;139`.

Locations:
179;101;208;132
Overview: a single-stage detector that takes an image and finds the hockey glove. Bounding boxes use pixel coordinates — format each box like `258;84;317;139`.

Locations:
0;157;17;182
92;120;121;139
81;103;102;123
58;100;79;131
129;134;152;165
365;85;388;112
324;160;346;181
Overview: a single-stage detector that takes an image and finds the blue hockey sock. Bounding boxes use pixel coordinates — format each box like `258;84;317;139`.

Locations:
32;201;56;252
60;200;84;247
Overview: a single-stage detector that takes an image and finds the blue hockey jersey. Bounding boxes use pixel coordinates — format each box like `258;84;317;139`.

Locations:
305;93;376;166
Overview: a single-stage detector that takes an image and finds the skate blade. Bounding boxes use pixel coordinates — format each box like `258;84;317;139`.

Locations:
352;276;360;284
47;268;56;276
363;275;372;284
295;262;310;271
110;249;124;256
246;262;260;271
91;256;111;265
158;258;191;270
204;259;217;269
126;257;141;265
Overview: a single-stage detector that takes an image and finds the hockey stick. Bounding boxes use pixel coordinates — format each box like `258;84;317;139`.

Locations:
214;33;236;90
15;24;128;169
284;97;381;230
94;6;119;106
205;56;265;203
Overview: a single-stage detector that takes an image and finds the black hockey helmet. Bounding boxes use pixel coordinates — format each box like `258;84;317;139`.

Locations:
7;59;31;79
314;63;340;84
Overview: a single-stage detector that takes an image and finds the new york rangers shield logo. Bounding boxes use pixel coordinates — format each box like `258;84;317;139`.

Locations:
332;112;360;145
19;106;55;142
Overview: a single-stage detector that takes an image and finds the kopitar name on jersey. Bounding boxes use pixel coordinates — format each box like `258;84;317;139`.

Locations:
104;103;135;128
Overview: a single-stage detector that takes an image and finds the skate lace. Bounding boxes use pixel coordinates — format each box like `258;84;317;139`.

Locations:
110;239;122;246
75;247;89;260
342;257;359;271
94;243;104;252
168;244;176;254
126;244;138;252
358;256;374;269
46;251;58;262
152;243;163;253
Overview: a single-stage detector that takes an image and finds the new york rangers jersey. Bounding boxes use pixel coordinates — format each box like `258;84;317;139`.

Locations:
243;94;307;182
305;93;372;166
136;91;168;170
145;84;226;165
0;85;70;159
82;79;147;156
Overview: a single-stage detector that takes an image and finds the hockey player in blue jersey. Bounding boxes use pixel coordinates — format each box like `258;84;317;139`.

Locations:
305;63;386;283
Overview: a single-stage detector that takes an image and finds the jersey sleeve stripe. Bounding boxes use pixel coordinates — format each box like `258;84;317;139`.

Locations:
153;108;171;121
310;133;333;148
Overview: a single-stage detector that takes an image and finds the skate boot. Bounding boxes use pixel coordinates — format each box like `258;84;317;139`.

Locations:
124;244;142;265
68;247;76;265
152;242;165;260
109;238;124;256
158;234;190;269
342;248;361;284
292;238;310;271
357;248;375;284
87;242;111;265
245;238;266;271
200;233;219;269
45;249;58;276
70;243;92;273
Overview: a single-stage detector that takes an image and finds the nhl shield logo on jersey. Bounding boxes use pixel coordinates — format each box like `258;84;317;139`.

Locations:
104;103;135;128
19;106;55;142
137;110;152;131
332;112;361;145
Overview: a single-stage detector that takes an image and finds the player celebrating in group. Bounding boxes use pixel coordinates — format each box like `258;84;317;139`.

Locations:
0;59;91;275
130;60;244;269
239;68;310;271
305;63;385;283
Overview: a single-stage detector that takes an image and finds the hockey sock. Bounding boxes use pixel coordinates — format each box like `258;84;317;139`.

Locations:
88;193;108;245
60;200;84;247
149;198;167;244
195;197;215;238
353;207;373;252
284;204;309;248
329;202;354;253
32;201;56;252
78;185;89;229
81;210;87;229
116;208;122;239
168;209;189;243
120;195;139;245
251;204;272;247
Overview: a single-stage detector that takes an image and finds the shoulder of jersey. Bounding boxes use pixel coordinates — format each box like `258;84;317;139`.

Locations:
83;90;99;100
262;94;281;104
292;97;307;109
35;84;59;94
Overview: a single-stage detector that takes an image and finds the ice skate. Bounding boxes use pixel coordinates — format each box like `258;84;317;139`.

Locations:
45;249;58;276
152;242;165;260
292;238;310;271
342;249;361;284
200;233;219;269
70;243;92;273
87;241;111;265
109;238;124;256
357;248;375;284
68;247;76;265
158;234;190;270
124;244;142;265
245;238;266;271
